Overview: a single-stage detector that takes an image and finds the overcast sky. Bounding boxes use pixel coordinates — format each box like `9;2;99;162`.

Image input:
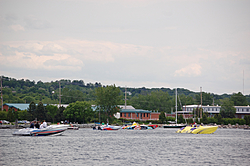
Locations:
0;0;249;95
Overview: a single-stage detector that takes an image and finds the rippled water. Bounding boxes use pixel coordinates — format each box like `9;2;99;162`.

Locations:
0;128;249;166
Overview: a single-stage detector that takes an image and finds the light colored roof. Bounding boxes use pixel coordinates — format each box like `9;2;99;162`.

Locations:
234;106;250;108
120;109;151;113
118;105;135;109
3;103;53;110
4;103;30;110
184;105;249;108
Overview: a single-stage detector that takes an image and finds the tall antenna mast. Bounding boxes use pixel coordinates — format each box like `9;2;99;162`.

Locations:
243;70;244;95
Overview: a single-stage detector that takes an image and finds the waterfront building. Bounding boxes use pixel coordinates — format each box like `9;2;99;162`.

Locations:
2;103;68;111
118;105;160;121
181;105;250;119
234;106;250;118
3;103;250;120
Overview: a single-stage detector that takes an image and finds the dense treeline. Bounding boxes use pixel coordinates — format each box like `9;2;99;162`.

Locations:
0;76;250;125
1;76;250;114
0;83;123;124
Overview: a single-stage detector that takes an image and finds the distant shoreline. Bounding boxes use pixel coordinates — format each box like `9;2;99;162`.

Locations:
1;124;249;129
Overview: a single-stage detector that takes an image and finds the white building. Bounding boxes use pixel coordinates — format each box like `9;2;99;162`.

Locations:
181;105;250;118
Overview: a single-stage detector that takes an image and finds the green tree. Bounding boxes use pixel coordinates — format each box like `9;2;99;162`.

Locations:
81;102;94;123
166;116;175;123
202;114;208;124
158;111;166;124
207;117;217;124
61;88;85;104
244;115;250;125
230;92;247;106
217;114;223;124
180;94;194;109
214;114;218;119
7;108;15;122
18;110;29;120
63;101;93;123
46;105;58;123
177;114;185;124
27;102;36;120
186;118;194;124
95;85;121;123
56;106;66;122
0;111;7;120
130;90;174;113
36;102;46;121
220;98;236;118
23;96;35;103
195;92;213;106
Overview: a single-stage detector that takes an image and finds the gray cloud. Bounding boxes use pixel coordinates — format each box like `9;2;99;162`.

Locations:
24;15;51;30
0;45;16;56
0;0;250;94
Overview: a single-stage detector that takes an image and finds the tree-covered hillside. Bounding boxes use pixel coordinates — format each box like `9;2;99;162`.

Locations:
1;76;250;113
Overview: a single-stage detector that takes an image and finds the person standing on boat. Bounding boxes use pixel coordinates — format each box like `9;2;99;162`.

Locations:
29;121;34;128
35;121;39;129
40;121;44;129
42;120;47;128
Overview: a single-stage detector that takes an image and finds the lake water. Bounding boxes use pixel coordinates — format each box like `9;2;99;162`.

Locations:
0;128;249;166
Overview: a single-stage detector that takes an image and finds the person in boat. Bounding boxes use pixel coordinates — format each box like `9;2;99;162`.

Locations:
40;121;45;129
35;121;39;129
42;120;47;128
29;121;35;128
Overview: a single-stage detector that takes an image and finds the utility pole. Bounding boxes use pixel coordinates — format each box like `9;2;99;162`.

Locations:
1;76;3;111
99;109;100;123
59;81;61;107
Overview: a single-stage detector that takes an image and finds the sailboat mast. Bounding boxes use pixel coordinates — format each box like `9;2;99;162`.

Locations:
125;86;127;109
175;88;177;124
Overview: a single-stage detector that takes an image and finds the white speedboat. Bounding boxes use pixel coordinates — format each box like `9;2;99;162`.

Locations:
13;124;69;136
101;125;121;130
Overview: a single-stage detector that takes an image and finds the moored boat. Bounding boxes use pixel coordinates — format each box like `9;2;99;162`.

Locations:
68;124;79;130
122;122;140;130
163;124;186;128
176;126;193;133
13;124;69;136
190;126;218;134
163;89;187;129
148;124;158;129
176;125;218;134
140;125;153;130
122;122;158;130
101;125;121;130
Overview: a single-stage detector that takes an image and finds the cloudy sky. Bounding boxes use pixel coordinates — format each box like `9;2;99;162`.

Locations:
0;0;250;95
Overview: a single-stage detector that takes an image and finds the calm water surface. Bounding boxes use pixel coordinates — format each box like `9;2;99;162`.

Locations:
0;128;249;166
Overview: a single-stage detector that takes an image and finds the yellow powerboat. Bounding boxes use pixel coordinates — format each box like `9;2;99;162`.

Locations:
176;125;218;134
176;126;193;133
190;126;218;134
